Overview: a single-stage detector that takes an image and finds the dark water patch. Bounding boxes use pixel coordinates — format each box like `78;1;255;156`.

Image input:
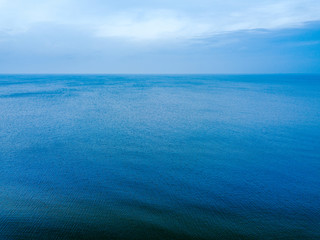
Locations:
0;89;77;98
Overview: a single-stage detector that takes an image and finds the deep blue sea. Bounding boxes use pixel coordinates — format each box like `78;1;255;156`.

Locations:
0;75;319;240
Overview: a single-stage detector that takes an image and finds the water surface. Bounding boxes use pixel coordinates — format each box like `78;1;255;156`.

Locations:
0;74;319;239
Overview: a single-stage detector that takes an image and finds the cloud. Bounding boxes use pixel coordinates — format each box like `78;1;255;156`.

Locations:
95;10;211;41
0;0;69;35
1;21;320;73
0;0;320;42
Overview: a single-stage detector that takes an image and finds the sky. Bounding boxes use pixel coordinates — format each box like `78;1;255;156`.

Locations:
0;0;320;73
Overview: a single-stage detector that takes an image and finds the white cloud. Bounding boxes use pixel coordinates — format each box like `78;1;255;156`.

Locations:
0;0;320;41
95;10;211;41
0;0;69;34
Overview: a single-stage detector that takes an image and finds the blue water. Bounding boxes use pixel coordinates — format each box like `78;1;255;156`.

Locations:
0;75;319;239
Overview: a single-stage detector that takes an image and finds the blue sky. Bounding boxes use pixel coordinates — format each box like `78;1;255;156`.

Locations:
0;0;320;73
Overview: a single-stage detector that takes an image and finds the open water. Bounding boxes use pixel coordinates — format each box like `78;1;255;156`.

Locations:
0;74;319;239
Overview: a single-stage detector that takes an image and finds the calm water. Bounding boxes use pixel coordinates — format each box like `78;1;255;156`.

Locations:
0;75;319;240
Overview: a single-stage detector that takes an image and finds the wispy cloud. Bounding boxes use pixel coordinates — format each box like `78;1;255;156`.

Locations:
95;10;211;41
96;1;320;41
1;0;320;42
0;0;320;73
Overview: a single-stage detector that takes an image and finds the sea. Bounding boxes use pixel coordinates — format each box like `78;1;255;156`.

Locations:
0;74;319;240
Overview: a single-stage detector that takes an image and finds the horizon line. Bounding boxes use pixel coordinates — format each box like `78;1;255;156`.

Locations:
0;73;320;75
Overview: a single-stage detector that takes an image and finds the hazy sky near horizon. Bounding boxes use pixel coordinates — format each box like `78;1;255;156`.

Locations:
0;0;320;73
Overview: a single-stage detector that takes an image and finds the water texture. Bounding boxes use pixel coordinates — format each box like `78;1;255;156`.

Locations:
0;74;319;239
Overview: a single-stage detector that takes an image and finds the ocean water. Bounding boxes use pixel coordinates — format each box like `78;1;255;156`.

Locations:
0;74;319;240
